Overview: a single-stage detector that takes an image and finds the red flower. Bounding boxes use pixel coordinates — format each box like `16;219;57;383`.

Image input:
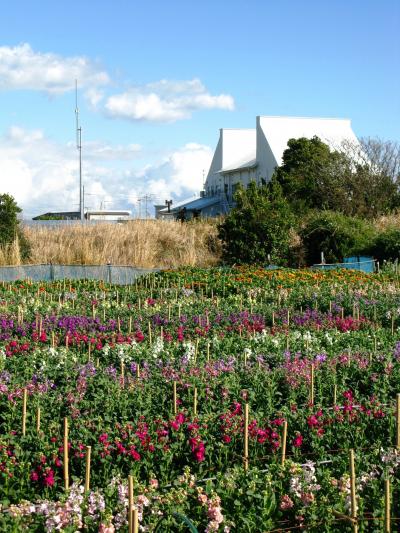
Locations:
292;433;303;448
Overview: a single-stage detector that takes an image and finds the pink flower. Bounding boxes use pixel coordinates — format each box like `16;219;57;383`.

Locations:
280;494;294;510
98;523;115;533
292;433;303;448
43;468;55;487
307;415;319;427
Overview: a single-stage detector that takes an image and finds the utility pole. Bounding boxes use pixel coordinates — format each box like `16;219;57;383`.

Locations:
75;80;84;221
165;199;173;213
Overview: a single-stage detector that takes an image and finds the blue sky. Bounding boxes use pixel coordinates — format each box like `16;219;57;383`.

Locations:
0;0;399;216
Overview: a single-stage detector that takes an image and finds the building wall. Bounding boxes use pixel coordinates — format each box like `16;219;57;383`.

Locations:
205;128;256;195
256;116;279;182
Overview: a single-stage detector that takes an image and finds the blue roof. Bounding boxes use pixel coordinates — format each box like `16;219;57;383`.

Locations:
160;196;220;212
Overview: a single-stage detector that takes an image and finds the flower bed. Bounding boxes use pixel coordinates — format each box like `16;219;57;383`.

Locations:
0;267;399;531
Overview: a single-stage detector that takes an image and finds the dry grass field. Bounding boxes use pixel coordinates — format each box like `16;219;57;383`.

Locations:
0;219;222;268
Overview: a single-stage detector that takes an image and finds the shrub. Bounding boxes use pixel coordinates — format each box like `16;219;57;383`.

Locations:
218;181;295;265
299;210;375;265
368;228;400;262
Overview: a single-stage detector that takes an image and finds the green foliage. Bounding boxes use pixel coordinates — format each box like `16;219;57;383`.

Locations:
0;193;30;260
299;210;375;265
218;181;295;265
273;136;399;218
368;228;400;262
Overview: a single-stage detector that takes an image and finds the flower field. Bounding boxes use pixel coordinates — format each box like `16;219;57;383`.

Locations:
0;266;400;532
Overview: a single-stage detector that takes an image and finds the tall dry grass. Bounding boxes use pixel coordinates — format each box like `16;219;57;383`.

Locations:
0;238;22;266
373;211;400;232
4;219;221;268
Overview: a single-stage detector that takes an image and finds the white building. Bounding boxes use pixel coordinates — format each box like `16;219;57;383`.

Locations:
158;115;360;218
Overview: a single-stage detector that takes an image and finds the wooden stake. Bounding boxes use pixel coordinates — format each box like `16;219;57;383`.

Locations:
281;420;288;466
64;417;69;490
385;478;391;533
244;403;249;471
129;316;132;334
136;363;140;378
333;384;337;407
148;321;152;344
85;446;91;492
206;342;210;362
349;449;358;532
310;363;315;405
272;311;275;327
128;475;134;533
193;387;197;416
22;388;27;436
36;406;41;433
120;361;125;387
391;315;395;335
173;381;177;415
396;393;400;449
132;506;139;533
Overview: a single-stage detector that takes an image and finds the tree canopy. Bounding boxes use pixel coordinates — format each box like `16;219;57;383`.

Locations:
272;136;400;218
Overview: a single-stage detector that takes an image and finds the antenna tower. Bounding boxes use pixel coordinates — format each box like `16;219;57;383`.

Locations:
75;80;84;221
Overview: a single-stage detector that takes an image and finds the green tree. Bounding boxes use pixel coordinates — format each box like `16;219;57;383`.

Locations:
273;136;399;218
0;194;30;259
218;181;295;265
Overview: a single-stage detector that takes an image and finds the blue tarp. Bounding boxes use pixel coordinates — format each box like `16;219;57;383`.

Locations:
313;256;375;273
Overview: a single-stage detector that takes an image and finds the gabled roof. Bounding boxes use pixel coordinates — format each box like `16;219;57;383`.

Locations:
258;115;359;166
218;156;258;174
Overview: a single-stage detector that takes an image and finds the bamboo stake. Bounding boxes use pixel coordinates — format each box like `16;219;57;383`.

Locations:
396;393;400;449
385;478;391;533
272;311;275;327
391;315;395;335
121;361;125;387
333;384;337;407
349;449;358;533
128;475;134;533
148;321;152;345
64;417;69;490
36;406;41;433
22;388;27;436
132;506;139;533
129;316;132;334
118;317;121;333
136;363;140;378
244;403;249;471
206;342;210;362
310;363;315;405
193;387;198;416
85;446;91;492
173;381;177;415
281;420;288;466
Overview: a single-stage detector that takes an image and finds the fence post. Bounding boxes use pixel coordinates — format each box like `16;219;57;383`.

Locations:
49;262;55;281
107;262;112;284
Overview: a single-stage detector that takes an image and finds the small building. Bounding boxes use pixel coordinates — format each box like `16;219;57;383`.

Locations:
32;211;80;220
85;210;131;221
157;195;222;220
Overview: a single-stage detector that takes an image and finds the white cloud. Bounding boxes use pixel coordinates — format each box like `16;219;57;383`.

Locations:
0;127;212;217
104;77;234;122
0;43;110;94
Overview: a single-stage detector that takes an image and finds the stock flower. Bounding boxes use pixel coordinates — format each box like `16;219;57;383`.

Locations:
280;494;294;510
